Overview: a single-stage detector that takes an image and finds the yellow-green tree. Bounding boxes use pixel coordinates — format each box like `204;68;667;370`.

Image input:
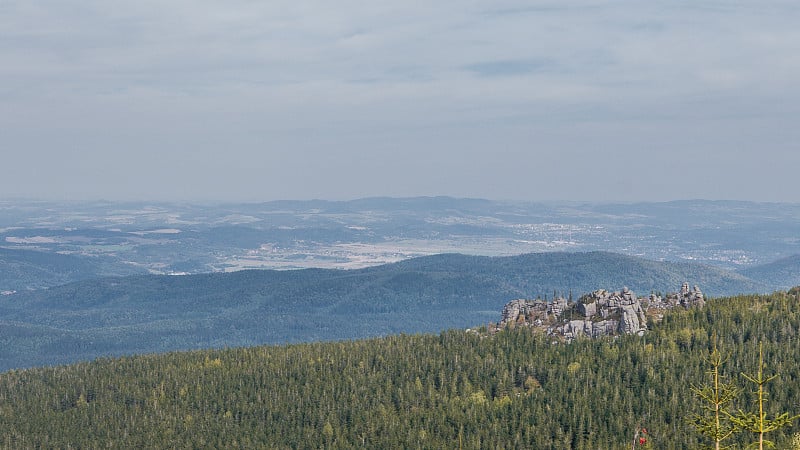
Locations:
730;342;799;450
689;333;739;450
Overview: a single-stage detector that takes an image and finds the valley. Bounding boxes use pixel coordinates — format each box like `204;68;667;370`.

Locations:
2;198;800;291
0;250;782;371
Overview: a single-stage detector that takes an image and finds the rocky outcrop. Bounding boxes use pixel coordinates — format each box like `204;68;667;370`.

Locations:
493;283;703;340
499;298;560;328
646;282;705;309
620;303;647;334
558;318;619;339
678;282;705;308
560;286;648;337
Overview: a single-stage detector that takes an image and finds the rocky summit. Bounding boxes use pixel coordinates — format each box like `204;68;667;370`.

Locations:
492;283;705;340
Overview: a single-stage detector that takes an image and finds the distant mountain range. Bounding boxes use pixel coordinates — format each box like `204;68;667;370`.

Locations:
1;251;794;371
3;198;800;290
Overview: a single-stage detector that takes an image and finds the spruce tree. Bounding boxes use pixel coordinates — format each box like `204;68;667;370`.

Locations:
689;333;739;450
730;342;799;450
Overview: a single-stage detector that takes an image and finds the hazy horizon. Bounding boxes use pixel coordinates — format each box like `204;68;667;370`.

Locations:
2;195;799;206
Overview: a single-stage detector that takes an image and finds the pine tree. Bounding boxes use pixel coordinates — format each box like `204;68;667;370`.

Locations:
689;333;739;450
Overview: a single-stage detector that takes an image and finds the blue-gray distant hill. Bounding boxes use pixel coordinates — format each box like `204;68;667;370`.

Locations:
0;247;146;291
738;254;800;289
0;251;769;371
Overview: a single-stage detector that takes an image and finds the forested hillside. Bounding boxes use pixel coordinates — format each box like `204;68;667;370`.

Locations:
739;254;800;290
2;290;799;448
0;251;768;370
0;247;146;291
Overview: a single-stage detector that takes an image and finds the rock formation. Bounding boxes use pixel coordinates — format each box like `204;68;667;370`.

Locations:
493;283;704;340
677;282;705;308
646;282;705;309
499;298;558;328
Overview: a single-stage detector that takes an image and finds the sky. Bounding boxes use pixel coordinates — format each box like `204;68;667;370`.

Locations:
2;1;800;202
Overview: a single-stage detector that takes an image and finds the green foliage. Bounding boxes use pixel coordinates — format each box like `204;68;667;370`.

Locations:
729;342;800;449
689;333;739;449
1;292;799;448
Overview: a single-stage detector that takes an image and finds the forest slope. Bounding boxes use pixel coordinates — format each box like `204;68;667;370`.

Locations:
1;291;799;448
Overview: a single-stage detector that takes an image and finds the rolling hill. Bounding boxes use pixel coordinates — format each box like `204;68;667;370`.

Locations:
0;251;772;371
0;247;146;291
738;253;800;289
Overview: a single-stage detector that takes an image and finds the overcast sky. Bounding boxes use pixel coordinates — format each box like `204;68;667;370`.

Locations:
2;1;799;202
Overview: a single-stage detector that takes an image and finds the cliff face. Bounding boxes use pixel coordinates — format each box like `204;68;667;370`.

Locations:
494;283;704;340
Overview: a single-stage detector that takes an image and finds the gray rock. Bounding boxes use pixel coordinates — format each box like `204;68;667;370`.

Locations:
493;282;703;340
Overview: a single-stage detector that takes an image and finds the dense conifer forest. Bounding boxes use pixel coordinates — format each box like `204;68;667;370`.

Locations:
1;290;800;448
